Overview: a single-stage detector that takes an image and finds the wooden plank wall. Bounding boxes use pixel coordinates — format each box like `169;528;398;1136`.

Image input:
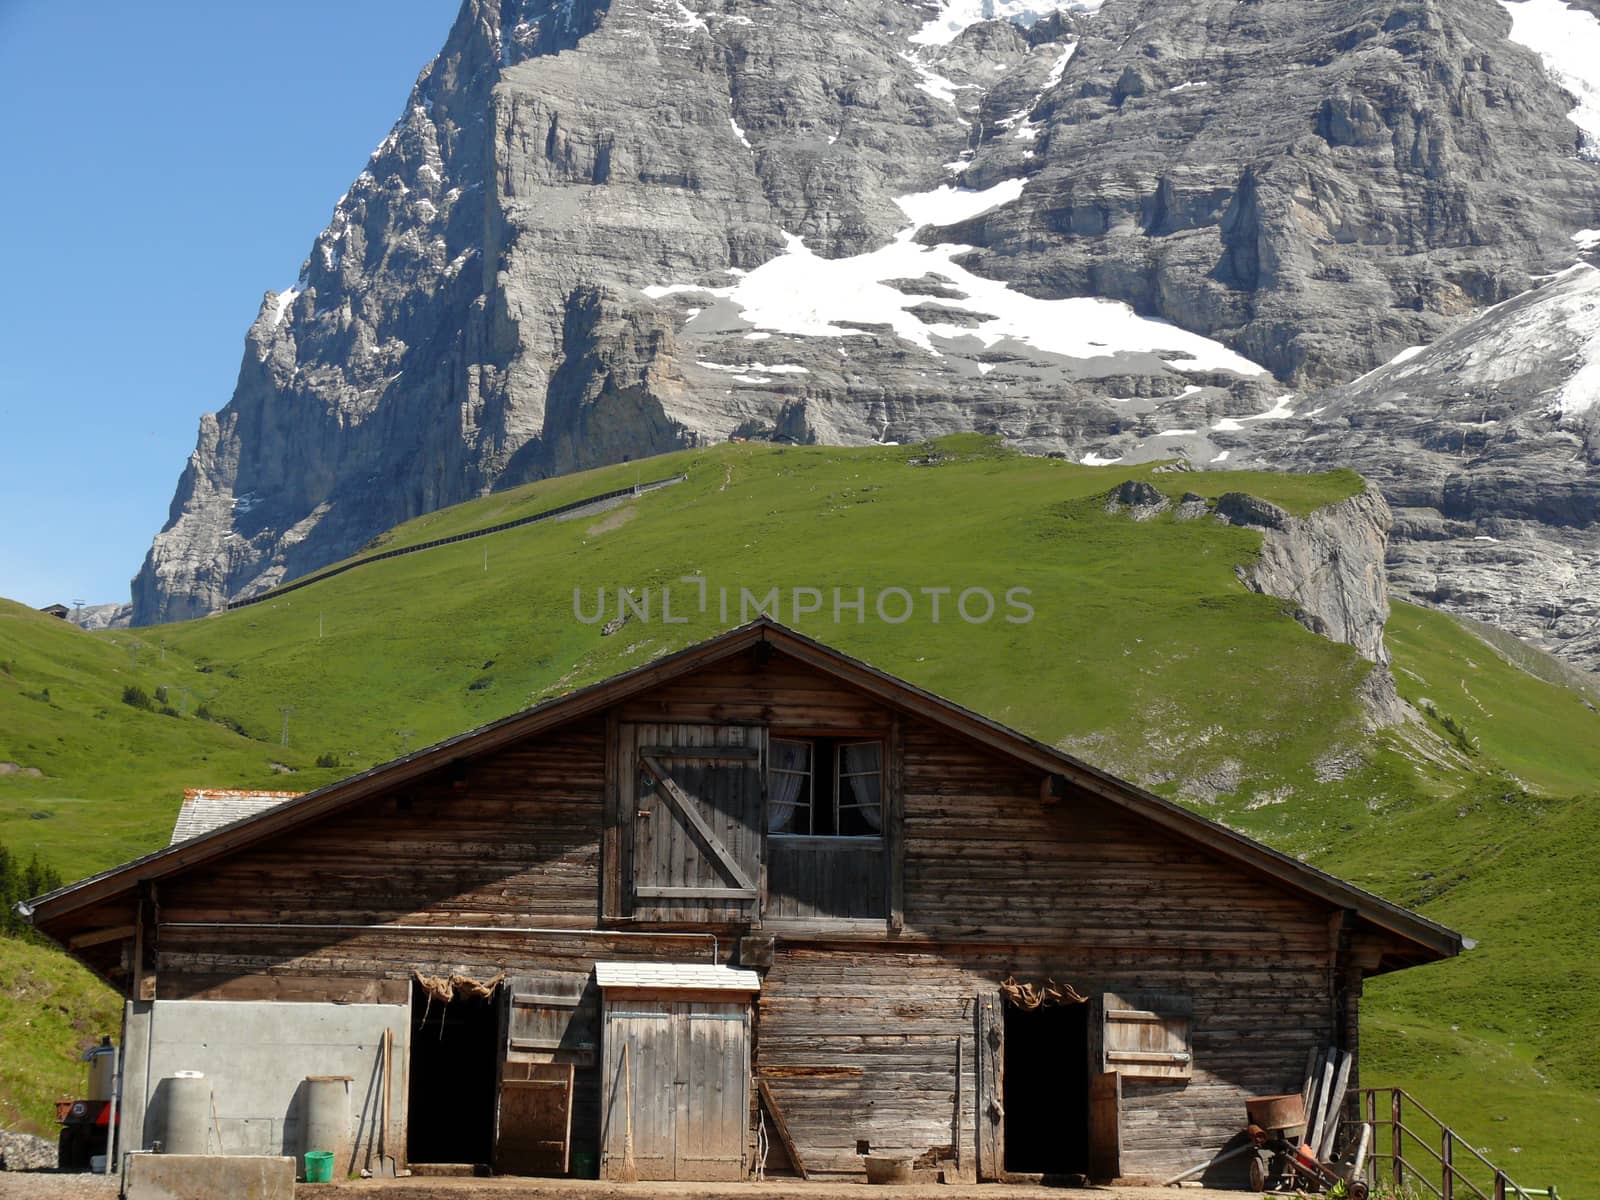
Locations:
752;715;1339;1181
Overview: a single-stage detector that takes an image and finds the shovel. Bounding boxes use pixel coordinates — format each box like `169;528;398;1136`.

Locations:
374;1027;398;1178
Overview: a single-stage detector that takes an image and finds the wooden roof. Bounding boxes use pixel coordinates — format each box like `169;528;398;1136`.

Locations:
19;617;1461;965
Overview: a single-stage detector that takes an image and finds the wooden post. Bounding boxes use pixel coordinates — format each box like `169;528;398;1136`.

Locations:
1494;1171;1507;1200
1442;1127;1453;1200
1392;1089;1404;1190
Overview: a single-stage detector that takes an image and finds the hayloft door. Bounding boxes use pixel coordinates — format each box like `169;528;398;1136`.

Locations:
623;723;763;922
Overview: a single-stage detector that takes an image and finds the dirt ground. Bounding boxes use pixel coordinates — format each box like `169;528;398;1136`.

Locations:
0;1173;1256;1200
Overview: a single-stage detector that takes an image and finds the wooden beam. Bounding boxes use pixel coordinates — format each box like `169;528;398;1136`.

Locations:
633;885;759;900
68;924;135;950
757;1079;809;1180
637;745;759;760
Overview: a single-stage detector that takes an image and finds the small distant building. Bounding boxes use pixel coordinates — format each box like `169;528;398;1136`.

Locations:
169;789;304;845
39;603;69;619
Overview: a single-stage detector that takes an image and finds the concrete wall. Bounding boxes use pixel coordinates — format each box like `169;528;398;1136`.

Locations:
119;999;408;1178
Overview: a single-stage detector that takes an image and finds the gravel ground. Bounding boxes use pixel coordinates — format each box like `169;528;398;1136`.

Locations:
0;1174;1257;1200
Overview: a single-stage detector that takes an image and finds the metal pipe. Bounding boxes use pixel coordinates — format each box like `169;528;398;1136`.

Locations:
103;1038;121;1175
157;921;719;962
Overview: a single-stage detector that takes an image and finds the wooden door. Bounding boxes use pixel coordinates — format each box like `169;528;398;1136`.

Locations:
495;974;594;1175
1086;1071;1121;1182
603;997;751;1181
673;1004;749;1180
624;723;763;922
975;992;1002;1181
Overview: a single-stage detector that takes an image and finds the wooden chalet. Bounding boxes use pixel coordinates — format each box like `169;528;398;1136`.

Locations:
22;618;1459;1184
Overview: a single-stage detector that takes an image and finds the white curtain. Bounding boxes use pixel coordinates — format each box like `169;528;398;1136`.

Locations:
768;739;809;833
839;742;882;831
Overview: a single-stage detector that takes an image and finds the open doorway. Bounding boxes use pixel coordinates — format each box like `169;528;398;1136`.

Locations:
1002;1001;1089;1175
406;980;500;1166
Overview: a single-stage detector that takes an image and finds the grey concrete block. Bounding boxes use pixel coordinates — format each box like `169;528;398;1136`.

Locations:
125;1153;295;1200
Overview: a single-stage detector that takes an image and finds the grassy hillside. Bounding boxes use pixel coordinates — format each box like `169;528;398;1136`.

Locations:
1;437;1595;1190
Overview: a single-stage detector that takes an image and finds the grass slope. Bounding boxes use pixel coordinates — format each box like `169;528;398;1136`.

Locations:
0;936;122;1134
0;437;1594;1191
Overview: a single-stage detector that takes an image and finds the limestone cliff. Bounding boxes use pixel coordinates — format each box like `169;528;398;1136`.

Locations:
130;0;1600;631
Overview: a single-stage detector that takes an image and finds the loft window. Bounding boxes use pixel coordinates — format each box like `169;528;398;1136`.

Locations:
768;737;883;837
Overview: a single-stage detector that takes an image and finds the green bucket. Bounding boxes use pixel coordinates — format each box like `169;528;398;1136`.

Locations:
304;1150;335;1183
571;1150;599;1179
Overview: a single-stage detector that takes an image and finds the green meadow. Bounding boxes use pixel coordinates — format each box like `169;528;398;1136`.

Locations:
1;437;1594;1190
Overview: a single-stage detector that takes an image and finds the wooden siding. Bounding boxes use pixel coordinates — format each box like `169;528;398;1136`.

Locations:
748;715;1346;1182
158;719;608;934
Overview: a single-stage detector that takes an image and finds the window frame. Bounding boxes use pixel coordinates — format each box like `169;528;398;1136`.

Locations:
766;734;885;842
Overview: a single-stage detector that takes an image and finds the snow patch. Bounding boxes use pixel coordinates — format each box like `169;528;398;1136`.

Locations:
1576;228;1600;250
696;361;809;374
911;0;1104;46
1501;0;1600;155
901;53;974;109
1081;452;1123;465
729;116;752;149
1389;345;1427;365
894;177;1025;228
642;180;1268;375
1211;449;1231;463
270;288;300;327
1169;80;1210;92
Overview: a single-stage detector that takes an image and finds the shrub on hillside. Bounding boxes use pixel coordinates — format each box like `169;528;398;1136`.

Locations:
0;841;64;940
120;685;153;711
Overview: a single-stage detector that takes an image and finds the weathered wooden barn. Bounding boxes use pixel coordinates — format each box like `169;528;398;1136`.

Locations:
24;618;1459;1184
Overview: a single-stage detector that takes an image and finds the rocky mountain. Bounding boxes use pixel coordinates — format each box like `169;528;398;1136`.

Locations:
132;0;1600;665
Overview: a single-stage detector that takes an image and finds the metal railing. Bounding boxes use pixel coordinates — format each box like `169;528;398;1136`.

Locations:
1358;1088;1557;1200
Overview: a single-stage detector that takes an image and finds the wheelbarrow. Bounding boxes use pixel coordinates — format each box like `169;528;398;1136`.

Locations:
1243;1096;1371;1199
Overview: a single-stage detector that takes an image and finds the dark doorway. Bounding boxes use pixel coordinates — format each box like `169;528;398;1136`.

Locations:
1002;1002;1089;1175
407;981;500;1166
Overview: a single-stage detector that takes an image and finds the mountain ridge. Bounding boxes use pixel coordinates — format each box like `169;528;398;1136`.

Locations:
128;0;1600;690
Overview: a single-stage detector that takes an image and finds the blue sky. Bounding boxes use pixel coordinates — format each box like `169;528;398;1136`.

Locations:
0;0;457;609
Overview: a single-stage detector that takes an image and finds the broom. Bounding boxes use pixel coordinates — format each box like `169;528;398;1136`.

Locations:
616;1043;640;1183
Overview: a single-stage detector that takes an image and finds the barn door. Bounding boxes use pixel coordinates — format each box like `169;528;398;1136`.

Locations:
624;724;763;921
495;974;594;1175
602;996;752;1181
672;1004;750;1180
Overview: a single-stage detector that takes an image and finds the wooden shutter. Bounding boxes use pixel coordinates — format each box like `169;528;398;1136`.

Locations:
1097;992;1192;1080
625;724;763;922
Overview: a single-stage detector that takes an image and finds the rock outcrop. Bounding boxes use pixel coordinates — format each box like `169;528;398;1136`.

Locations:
1249;261;1600;672
1217;486;1394;666
130;0;1600;629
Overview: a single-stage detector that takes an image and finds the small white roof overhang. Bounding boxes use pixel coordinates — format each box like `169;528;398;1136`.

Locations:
594;962;761;993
